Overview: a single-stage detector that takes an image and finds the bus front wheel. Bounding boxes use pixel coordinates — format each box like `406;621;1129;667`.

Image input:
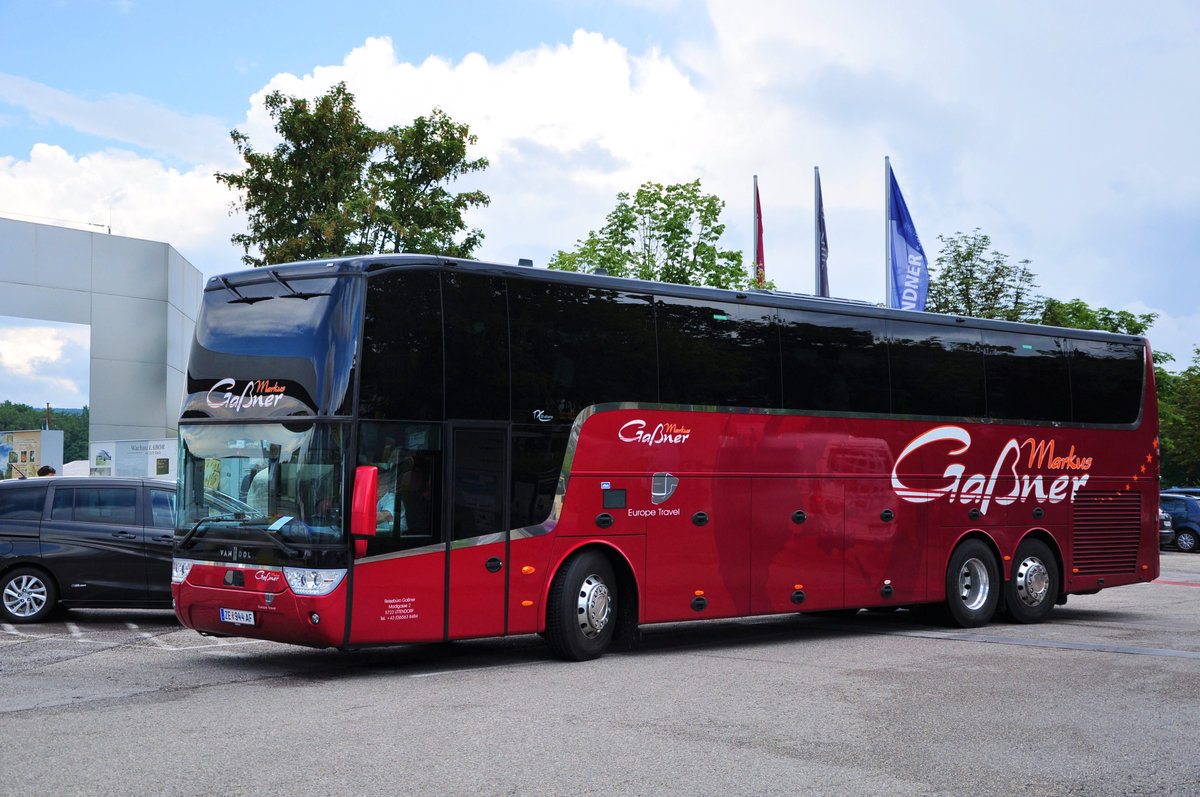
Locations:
546;550;616;661
1003;539;1059;624
945;540;999;628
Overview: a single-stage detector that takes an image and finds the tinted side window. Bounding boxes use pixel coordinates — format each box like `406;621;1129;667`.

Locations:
149;489;176;529
1069;340;1143;425
509;280;657;423
52;488;74;520
889;321;985;418
983;332;1069;422
444;273;509;420
357;421;442;556
511;425;571;528
0;486;47;519
780;310;888;414
359;270;444;421
656;297;780;408
73;487;137;525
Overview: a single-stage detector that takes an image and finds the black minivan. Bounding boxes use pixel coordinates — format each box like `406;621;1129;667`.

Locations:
0;477;176;622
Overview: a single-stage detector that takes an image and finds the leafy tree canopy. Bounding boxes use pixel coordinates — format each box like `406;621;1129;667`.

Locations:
926;229;1041;322
549;180;766;290
216;82;489;266
1038;298;1156;336
1158;349;1200;486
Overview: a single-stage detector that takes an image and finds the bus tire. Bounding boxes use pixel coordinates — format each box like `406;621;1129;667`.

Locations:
546;550;616;661
1003;539;1058;624
944;539;998;628
0;566;58;624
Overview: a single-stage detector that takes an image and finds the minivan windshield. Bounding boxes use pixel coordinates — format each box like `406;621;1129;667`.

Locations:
178;422;346;547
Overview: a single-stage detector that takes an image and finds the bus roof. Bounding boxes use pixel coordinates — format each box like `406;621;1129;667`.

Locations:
204;254;1147;347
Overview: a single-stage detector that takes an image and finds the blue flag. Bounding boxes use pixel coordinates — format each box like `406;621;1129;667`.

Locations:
886;160;928;310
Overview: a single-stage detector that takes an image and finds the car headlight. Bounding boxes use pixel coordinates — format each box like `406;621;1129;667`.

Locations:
172;558;195;583
283;568;346;596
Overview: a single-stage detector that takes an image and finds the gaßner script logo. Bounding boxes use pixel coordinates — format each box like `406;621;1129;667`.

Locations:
206;378;286;412
891;425;1093;515
618;420;692;446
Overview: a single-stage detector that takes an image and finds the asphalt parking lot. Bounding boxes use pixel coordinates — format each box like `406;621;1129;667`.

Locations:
2;553;1199;796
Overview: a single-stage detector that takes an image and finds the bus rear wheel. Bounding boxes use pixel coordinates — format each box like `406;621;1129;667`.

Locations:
945;540;999;628
1004;539;1059;624
546;550;616;661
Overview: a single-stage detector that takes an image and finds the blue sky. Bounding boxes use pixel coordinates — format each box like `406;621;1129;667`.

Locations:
2;0;1199;408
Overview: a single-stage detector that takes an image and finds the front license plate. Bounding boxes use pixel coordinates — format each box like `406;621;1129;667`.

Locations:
220;608;255;626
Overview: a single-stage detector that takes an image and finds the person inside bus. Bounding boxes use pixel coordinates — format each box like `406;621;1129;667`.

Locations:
375;458;401;534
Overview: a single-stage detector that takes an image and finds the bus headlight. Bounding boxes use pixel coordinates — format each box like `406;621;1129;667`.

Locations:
172;559;195;583
284;568;346;596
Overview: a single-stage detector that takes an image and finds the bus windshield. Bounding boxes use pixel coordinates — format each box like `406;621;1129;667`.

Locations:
178;422;346;547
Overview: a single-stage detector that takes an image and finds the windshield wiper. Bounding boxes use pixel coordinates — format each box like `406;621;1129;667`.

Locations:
269;270;331;300
219;277;271;305
252;526;303;558
176;514;243;550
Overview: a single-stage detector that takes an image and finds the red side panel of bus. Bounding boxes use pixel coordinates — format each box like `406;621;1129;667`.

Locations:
348;549;446;644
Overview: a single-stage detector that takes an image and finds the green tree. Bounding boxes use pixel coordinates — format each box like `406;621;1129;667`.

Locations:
926;229;1041;321
549;180;761;290
1038;298;1156;336
1158;350;1200;486
217;82;489;266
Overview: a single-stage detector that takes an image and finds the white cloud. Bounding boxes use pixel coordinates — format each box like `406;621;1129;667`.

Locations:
0;324;89;407
0;326;87;376
0;143;240;259
3;4;1198;366
0;73;236;166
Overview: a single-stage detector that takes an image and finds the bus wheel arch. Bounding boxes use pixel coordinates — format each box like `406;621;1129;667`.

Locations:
944;535;1000;628
1003;535;1061;624
544;544;638;661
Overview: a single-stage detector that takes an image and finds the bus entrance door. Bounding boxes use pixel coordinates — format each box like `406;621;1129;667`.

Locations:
446;426;510;640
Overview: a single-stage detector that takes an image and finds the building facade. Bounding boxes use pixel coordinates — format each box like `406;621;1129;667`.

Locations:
0;217;202;441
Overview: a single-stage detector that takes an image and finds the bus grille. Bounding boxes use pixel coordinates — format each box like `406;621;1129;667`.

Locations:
1072;491;1142;575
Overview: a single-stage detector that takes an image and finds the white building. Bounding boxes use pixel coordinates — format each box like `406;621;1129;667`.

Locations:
0;217;203;441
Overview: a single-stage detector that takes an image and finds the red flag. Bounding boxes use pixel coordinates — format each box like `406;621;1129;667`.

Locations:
754;176;765;286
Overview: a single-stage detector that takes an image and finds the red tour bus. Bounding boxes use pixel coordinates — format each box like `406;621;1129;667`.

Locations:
172;255;1159;660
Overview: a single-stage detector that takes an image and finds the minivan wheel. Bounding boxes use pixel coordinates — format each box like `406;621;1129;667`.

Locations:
0;567;58;623
1176;530;1199;553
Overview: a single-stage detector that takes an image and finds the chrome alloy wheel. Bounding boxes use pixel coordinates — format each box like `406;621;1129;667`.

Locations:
3;573;49;619
956;557;991;612
1013;556;1051;608
576;573;611;639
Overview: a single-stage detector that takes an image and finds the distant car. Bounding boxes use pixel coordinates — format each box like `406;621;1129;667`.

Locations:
1159;507;1175;549
0;477;177;622
1160;492;1200;553
1165;487;1200;499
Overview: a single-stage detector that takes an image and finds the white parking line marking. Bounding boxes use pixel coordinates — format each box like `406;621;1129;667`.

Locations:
3;623;42;638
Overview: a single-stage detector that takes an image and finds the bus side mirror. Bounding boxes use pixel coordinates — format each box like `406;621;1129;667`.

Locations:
351;465;379;550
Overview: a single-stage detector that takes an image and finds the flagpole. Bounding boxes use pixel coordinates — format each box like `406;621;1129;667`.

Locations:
751;175;757;285
814;166;820;295
884;156;893;307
